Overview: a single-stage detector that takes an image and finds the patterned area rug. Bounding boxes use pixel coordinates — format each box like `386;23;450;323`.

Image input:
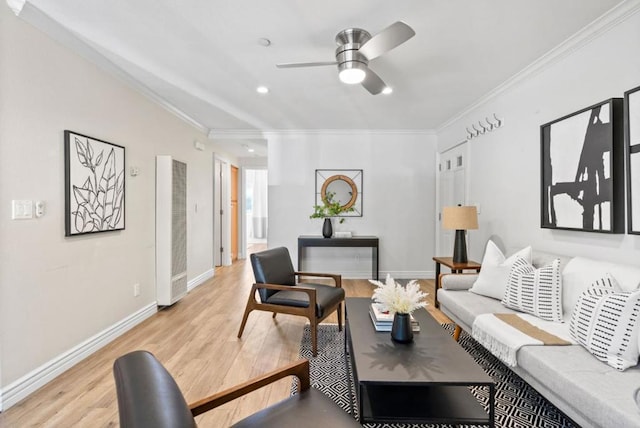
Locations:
296;323;577;428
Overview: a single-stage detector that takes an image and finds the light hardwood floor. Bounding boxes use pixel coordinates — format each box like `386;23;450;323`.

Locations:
0;249;450;427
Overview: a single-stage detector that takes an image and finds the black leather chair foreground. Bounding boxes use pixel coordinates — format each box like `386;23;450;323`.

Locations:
113;350;360;427
237;247;345;356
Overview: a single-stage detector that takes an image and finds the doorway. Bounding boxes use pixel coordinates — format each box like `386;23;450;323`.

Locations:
213;156;232;267
436;142;468;256
245;168;268;252
230;165;239;262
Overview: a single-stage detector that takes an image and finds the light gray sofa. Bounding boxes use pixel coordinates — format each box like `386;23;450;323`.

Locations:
438;250;640;428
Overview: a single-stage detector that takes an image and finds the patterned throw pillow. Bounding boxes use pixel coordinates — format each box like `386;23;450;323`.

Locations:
570;275;640;371
502;257;563;322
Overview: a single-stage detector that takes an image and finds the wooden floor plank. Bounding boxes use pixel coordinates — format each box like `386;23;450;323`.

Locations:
0;248;449;427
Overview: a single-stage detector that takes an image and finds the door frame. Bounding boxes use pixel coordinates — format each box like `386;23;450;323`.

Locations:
434;141;472;257
213;154;232;267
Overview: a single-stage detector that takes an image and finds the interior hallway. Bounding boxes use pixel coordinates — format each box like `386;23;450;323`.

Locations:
0;249;445;427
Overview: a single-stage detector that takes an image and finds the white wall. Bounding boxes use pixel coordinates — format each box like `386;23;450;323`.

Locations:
0;5;235;405
437;9;640;265
268;132;437;278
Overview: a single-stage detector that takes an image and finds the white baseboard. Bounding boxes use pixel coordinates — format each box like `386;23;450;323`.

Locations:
187;268;214;292
381;271;435;280
1;302;157;411
339;271;434;280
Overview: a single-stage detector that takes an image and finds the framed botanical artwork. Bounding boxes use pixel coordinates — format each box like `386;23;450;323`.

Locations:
625;85;640;234
540;98;624;233
315;169;363;216
64;130;125;236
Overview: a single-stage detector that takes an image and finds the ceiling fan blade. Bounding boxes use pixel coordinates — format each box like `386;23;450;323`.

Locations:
358;21;415;60
361;68;387;95
276;61;338;69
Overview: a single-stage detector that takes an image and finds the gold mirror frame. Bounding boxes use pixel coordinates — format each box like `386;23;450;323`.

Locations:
321;174;358;209
315;169;363;216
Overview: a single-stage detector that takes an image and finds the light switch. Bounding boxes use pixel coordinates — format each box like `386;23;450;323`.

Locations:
12;200;33;219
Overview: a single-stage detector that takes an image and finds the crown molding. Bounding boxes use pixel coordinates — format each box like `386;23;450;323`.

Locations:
6;0;25;15
13;1;209;134
208;129;436;140
437;0;640;132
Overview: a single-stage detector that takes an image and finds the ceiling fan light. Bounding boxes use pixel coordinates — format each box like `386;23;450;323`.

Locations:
338;65;366;84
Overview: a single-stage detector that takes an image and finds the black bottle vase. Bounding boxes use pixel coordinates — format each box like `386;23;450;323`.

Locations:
391;313;413;343
322;218;333;238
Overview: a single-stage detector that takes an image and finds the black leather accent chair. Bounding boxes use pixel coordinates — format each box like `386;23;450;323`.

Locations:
237;247;345;356
113;350;360;427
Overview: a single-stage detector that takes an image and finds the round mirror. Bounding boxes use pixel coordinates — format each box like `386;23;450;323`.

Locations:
321;175;357;209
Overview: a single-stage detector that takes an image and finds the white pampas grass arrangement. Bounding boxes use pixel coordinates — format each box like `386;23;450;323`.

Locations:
369;274;428;314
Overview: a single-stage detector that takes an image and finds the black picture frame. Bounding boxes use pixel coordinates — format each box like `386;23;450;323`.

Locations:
64;130;126;236
625;85;640;235
540;98;624;233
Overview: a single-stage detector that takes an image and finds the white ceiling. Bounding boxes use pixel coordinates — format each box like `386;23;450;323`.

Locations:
15;0;624;137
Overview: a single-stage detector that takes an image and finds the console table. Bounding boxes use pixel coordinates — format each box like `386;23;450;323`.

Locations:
297;235;379;280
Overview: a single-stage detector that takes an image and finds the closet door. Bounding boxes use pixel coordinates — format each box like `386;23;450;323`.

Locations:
437;143;467;257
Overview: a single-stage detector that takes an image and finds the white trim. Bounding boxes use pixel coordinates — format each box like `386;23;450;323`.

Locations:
1;303;157;410
14;2;209;134
339;270;434;280
187;268;214;292
6;0;26;15
437;0;640;132
209;129;435;139
264;129;436;137
382;271;435;280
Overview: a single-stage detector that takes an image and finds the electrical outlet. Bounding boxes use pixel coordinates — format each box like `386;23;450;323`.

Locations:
133;283;140;297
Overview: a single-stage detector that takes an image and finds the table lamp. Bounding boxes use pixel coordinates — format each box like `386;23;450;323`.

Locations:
442;205;478;263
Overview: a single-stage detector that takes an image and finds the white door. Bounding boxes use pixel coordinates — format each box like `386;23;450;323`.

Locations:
437;143;468;256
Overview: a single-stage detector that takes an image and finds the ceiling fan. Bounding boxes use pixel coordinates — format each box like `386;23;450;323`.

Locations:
276;21;415;95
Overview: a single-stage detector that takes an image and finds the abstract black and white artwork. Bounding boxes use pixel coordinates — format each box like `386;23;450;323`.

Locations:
64;130;125;236
625;86;640;234
541;99;624;233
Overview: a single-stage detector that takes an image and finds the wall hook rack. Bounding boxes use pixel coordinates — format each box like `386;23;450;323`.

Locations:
465;113;504;141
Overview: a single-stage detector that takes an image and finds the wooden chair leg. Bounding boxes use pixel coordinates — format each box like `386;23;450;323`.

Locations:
237;292;256;339
272;312;277;319
453;324;462;342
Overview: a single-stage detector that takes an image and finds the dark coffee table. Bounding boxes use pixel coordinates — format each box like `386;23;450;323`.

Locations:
345;297;495;426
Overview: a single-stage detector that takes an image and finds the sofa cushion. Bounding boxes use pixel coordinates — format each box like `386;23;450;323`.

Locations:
570;280;640;371
438;288;519;330
517;345;640;428
562;257;640;317
502;257;563;322
469;241;532;300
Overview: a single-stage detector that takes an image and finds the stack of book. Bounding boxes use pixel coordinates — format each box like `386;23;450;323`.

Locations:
369;303;420;332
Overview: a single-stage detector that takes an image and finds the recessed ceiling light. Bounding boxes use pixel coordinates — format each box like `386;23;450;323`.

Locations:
256;86;269;94
247;148;255;153
382;86;393;95
258;38;271;47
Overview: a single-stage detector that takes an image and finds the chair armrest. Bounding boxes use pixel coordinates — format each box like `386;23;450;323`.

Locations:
440;273;478;290
189;359;311;417
295;272;342;288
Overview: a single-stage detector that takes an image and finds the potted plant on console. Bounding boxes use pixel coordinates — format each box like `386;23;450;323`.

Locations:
310;191;354;238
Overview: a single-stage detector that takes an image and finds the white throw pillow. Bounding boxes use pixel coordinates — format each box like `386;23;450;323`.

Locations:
570;275;640;371
469;241;532;300
502;256;563;322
